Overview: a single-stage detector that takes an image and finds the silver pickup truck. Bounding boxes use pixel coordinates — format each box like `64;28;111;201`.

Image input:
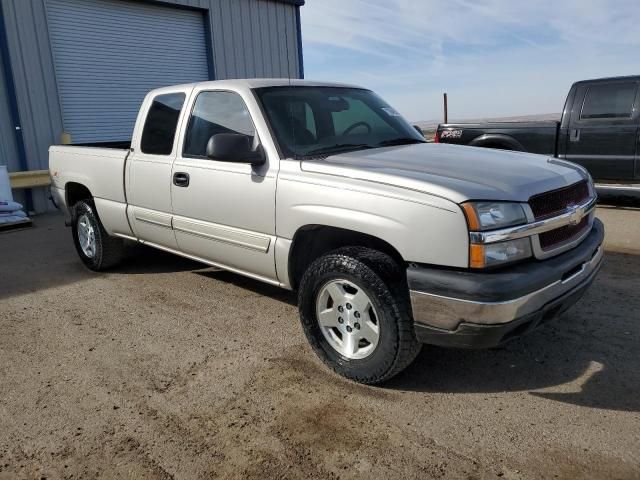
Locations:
49;79;604;384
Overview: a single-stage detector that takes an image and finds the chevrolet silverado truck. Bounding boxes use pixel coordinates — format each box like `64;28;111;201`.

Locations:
50;79;604;384
436;75;640;195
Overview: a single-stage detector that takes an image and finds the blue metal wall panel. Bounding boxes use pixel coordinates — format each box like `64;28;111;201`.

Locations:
0;0;59;211
1;0;303;211
0;24;18;171
205;0;300;79
46;0;209;143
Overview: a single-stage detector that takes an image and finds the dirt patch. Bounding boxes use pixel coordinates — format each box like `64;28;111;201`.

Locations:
1;210;639;479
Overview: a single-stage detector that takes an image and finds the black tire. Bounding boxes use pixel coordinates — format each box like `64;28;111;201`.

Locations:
71;200;125;271
298;247;421;384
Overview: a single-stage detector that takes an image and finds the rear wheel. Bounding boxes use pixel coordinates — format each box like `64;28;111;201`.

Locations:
298;247;421;384
71;200;125;271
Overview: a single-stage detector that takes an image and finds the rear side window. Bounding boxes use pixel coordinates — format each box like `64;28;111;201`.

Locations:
580;83;637;120
140;93;186;155
183;91;255;158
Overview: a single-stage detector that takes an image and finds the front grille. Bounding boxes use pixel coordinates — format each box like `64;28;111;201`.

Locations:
539;216;589;251
529;180;590;220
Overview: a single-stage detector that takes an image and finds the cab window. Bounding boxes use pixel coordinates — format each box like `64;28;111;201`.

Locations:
580;83;638;120
140;93;185;155
183;91;255;158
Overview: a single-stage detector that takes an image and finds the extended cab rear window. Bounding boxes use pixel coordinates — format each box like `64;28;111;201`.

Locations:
140;93;186;155
580;83;638;120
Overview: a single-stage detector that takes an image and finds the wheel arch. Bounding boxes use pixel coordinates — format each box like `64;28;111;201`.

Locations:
65;182;93;208
287;224;405;290
469;134;525;152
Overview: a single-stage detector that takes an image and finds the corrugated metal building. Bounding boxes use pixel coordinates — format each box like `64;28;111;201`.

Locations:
0;0;304;212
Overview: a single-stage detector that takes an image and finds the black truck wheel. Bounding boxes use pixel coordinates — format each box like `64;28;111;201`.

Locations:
298;247;421;384
71;200;125;271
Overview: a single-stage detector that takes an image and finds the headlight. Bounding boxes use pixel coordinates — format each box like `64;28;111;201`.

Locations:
469;238;532;268
462;201;532;268
462;202;527;231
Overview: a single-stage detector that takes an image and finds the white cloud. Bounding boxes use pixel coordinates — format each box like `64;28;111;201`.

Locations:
301;0;640;121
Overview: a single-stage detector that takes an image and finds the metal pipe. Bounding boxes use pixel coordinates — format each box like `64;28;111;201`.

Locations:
443;92;448;124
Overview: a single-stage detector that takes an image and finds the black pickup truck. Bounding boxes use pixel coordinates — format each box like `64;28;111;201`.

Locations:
436;76;640;191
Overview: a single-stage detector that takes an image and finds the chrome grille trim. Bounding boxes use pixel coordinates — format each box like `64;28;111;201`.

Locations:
539;216;589;250
469;196;597;245
530;211;595;260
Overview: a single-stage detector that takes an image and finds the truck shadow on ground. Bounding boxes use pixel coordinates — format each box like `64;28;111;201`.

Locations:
145;249;639;414
193;269;298;306
186;250;639;414
386;331;639;412
115;245;204;274
0;218;202;300
387;250;640;413
0;245;202;301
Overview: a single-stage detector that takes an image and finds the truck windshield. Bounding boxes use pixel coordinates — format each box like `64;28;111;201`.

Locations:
254;86;425;159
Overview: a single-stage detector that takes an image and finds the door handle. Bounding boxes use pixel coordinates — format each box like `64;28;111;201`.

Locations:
173;172;190;187
569;128;580;142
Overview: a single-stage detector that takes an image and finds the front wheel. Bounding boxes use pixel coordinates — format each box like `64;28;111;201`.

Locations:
71;200;125;271
298;247;421;384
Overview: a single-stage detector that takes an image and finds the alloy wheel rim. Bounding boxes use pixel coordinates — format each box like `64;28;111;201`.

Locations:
315;279;380;360
77;214;96;259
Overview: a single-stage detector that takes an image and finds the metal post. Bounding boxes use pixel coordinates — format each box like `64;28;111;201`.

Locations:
443;93;448;124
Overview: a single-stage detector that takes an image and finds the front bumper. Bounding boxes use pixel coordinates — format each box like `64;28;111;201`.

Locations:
408;218;605;348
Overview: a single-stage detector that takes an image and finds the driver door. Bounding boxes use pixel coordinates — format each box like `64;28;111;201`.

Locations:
170;89;278;282
564;81;639;180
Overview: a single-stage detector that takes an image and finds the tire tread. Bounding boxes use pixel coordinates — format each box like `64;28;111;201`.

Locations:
72;200;125;271
298;247;421;384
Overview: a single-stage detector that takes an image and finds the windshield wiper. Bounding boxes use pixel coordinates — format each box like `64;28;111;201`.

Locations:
377;138;426;147
302;143;374;157
300;138;424;158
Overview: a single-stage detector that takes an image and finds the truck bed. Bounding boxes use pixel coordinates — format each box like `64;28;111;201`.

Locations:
49;144;129;203
49;144;132;237
437;121;559;156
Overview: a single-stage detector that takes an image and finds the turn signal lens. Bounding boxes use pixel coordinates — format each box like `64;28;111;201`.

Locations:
462;203;480;230
469;238;533;269
469;244;485;268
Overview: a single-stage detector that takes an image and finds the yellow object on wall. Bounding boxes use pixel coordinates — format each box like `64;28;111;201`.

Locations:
9;170;51;189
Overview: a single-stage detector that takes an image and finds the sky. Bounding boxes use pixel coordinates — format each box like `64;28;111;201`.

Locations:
300;0;640;122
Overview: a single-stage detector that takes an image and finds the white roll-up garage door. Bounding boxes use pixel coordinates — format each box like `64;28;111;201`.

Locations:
46;0;210;144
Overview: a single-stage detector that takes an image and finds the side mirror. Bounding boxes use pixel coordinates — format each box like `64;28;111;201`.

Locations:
205;133;266;166
413;125;424;137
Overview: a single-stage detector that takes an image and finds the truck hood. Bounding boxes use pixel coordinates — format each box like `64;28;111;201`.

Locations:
300;143;588;204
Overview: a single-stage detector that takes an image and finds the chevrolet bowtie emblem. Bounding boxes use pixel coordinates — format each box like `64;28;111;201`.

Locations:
567;204;584;226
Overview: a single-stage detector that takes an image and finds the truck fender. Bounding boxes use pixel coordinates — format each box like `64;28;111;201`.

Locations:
275;196;470;288
469;134;525;152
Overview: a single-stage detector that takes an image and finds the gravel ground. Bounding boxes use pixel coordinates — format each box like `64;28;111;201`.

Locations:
0;205;639;479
